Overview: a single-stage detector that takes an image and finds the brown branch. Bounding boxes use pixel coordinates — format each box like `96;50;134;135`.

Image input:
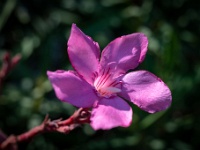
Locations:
0;52;21;150
0;52;21;92
0;108;91;150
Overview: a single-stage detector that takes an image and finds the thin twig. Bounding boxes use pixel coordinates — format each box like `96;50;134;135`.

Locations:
0;52;21;150
0;52;21;92
0;108;91;150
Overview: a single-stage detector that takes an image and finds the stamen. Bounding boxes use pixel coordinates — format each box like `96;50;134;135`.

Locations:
94;68;121;98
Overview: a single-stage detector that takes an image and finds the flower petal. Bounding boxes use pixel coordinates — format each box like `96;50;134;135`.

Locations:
100;33;148;75
67;24;100;84
90;97;132;130
47;70;98;108
119;71;172;113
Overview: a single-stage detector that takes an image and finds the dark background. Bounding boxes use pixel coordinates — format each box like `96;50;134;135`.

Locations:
0;0;200;149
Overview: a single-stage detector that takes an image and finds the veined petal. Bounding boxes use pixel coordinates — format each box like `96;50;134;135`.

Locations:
47;70;98;108
100;33;148;75
90;97;132;130
119;71;172;113
67;24;100;84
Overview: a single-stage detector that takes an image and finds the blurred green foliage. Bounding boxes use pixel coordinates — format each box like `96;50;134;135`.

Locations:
0;0;200;149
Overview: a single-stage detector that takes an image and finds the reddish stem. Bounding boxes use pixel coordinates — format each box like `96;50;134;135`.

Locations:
0;52;21;92
17;124;44;142
0;108;91;150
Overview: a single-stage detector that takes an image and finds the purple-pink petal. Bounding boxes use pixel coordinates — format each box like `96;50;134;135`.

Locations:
119;71;172;113
67;24;100;85
90;97;132;130
100;33;148;76
47;70;98;108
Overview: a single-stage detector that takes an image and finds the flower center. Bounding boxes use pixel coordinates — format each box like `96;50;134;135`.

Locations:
93;68;121;98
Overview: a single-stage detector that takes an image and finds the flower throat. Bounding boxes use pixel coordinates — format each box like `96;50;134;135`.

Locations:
94;68;121;98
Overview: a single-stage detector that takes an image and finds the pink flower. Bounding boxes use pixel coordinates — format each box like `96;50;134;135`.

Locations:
47;24;172;130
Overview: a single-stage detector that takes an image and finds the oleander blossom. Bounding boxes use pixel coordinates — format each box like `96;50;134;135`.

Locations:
47;24;172;130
